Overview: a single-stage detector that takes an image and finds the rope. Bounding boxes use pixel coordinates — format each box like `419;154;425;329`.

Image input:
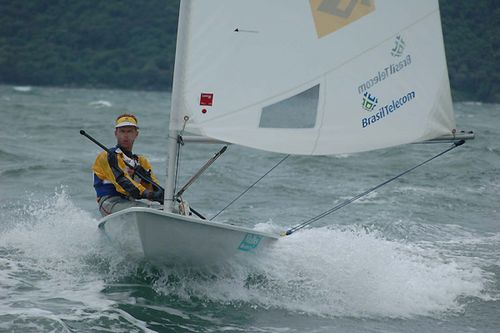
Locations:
283;140;465;236
211;154;290;220
174;117;189;195
174;137;182;193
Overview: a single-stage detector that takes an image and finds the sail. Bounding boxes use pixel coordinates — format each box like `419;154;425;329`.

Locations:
169;0;455;155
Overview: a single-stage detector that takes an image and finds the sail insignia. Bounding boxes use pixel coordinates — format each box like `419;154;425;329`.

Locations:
310;0;376;38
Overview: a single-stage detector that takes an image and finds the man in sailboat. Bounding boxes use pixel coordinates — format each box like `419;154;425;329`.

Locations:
92;114;164;216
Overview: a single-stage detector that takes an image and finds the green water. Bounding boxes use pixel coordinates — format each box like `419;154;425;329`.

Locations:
0;85;499;332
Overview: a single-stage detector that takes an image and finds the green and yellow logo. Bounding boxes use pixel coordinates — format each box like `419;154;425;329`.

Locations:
310;0;375;38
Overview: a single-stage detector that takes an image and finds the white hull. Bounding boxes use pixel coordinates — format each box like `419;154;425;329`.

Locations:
98;207;279;266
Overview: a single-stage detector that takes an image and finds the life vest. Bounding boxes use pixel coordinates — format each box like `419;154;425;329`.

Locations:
92;146;159;199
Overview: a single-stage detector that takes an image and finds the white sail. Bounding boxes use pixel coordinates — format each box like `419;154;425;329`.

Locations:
169;0;455;155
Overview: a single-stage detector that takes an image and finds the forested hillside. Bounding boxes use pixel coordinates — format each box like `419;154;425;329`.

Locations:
0;0;498;102
440;1;499;102
0;0;179;90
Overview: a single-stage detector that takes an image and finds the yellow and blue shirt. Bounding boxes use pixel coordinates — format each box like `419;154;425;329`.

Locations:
92;146;159;199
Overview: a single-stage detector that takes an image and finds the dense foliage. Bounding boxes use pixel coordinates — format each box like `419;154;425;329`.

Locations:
0;0;179;90
0;0;498;102
440;0;499;102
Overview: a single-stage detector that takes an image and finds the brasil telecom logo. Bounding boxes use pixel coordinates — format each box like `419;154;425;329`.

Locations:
362;92;378;112
357;34;411;95
391;35;405;57
361;91;416;128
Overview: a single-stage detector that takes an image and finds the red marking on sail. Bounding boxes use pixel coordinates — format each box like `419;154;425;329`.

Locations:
200;93;214;106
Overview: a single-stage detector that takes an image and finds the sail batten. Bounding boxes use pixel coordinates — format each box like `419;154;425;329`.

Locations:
170;0;455;155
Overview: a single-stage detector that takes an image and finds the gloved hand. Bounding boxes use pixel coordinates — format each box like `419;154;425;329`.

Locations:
143;189;164;203
151;189;164;203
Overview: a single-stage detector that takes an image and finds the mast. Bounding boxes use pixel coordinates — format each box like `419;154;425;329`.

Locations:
165;131;179;212
165;0;190;212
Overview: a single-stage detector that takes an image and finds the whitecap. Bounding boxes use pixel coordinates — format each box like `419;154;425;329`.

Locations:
462;101;482;106
89;100;112;108
0;188;164;332
149;225;492;319
13;86;32;92
0;188;116;316
1;189;494;321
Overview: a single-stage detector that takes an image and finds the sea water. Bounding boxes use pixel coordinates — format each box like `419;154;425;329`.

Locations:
0;85;498;332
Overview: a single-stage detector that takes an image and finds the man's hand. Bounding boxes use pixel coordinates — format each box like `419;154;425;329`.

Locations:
151;189;164;203
142;189;165;203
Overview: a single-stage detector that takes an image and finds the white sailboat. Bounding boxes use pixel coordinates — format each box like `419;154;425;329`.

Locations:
98;0;473;266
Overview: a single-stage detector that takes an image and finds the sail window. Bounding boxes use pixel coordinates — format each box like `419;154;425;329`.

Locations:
259;85;319;128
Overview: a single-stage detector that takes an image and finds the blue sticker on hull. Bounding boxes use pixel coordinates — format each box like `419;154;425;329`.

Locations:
238;233;262;251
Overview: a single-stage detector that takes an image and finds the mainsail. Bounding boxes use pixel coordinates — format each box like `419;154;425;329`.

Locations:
169;0;455;155
96;1;471;260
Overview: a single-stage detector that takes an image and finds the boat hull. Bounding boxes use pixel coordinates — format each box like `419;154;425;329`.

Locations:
98;207;279;266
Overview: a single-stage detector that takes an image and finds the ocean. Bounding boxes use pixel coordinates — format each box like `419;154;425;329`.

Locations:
0;85;498;332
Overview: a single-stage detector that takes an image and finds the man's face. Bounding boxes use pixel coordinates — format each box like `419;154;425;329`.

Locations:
115;126;138;151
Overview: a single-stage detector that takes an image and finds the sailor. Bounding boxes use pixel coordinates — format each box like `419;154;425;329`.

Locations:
92;114;164;216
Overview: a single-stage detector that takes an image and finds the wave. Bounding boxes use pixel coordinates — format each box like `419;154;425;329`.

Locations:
0;189;125;330
0;164;50;177
0;149;22;160
13;86;32;92
110;224;497;319
1;190;497;321
89;100;112;108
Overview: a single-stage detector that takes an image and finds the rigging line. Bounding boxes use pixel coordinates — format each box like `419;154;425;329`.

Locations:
210;154;290;221
174;136;182;193
283;140;466;236
174;116;189;194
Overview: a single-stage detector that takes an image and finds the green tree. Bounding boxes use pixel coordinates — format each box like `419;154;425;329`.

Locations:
0;0;498;102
